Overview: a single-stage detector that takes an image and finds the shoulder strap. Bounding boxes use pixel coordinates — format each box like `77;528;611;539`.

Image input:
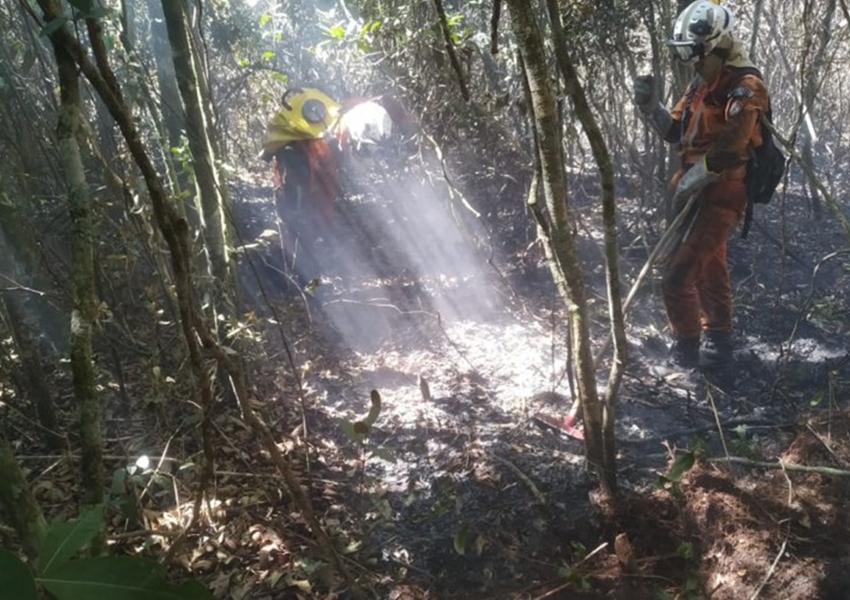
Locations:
726;66;763;89
679;77;702;144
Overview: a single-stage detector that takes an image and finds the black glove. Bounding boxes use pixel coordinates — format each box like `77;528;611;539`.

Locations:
633;75;657;112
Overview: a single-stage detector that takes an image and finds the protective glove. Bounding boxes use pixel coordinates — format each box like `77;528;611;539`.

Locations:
672;156;720;213
634;75;672;137
633;75;657;112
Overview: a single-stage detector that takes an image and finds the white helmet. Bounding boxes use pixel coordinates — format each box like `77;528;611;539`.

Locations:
668;1;736;64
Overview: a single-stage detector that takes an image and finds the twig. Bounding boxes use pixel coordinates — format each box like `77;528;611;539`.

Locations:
748;538;787;600
778;459;793;506
529;544;608;600
432;0;470;101
805;421;844;466
705;384;730;460
108;529;184;541
490;452;547;505
709;456;850;477
784;249;850;355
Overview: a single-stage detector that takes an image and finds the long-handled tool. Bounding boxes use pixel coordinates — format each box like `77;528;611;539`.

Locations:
592;191;702;365
533;401;584;440
536;192;703;442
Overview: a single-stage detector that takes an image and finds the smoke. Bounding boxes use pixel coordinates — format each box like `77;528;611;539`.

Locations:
298;152;501;351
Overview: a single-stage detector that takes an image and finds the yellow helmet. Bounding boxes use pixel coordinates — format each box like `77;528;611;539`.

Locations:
262;87;341;155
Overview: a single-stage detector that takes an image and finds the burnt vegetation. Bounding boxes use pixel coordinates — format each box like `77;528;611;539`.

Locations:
1;1;849;599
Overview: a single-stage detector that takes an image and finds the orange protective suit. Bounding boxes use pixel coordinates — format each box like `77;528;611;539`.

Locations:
661;67;769;339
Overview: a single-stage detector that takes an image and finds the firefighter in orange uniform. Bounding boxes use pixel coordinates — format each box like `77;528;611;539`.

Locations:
633;0;770;368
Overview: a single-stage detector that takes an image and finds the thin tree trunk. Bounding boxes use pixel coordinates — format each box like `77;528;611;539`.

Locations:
432;0;470;101
162;0;237;319
749;0;765;62
545;0;623;492
33;3;357;591
0;426;47;559
52;33;103;507
1;294;62;450
505;0;608;491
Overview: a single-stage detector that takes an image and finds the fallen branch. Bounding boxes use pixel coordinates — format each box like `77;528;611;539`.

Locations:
709;456;850;477
749;538;787;600
490;452;547;505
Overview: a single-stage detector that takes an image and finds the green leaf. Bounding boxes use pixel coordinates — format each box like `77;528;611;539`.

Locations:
40;16;69;37
364;389;382;425
39;505;104;576
110;466;128;497
175;579;215;599
85;6;111;20
261;50;275;59
676;541;694;560
259;14;271;27
810;389;824;407
664;451;695;483
66;0;92;11
338;418;363;442
0;549;38;600
40;556;177;600
453;525;469;555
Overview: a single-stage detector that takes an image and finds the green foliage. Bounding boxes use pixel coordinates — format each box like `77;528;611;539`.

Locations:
661;450;695;484
729;425;763;461
40;17;70;37
570;540;588;561
556;563;592;592
452;524;469;555
39;505;104;574
1;505;212;600
0;549;38;600
41;556;206;600
675;541;694;560
444;13;470;44
807;294;847;333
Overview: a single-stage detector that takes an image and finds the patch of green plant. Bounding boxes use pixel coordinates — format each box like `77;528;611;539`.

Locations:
557;564;592;592
807;294;846;333
338;389;397;464
729;425;763;460
658;450;695;497
0;505;211;600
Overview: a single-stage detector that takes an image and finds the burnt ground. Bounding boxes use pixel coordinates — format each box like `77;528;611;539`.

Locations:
7;151;849;600
213;154;850;600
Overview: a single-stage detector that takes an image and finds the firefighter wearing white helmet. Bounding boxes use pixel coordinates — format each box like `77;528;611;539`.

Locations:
668;0;736;65
631;1;772;370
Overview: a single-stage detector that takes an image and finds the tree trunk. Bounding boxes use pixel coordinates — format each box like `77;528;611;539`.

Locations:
0;426;47;559
32;3;356;588
161;0;237;318
545;0;623;492
53;32;103;506
1;294;62;450
505;0;608;491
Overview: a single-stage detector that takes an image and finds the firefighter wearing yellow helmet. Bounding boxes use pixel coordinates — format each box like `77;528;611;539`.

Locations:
261;87;341;157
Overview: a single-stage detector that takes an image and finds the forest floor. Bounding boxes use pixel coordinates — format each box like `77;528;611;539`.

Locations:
213;158;850;600
9;155;849;600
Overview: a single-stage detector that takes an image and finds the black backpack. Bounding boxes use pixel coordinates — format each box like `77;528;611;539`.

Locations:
726;67;787;238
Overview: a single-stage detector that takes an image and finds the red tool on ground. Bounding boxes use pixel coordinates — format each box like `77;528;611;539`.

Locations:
533;397;583;440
